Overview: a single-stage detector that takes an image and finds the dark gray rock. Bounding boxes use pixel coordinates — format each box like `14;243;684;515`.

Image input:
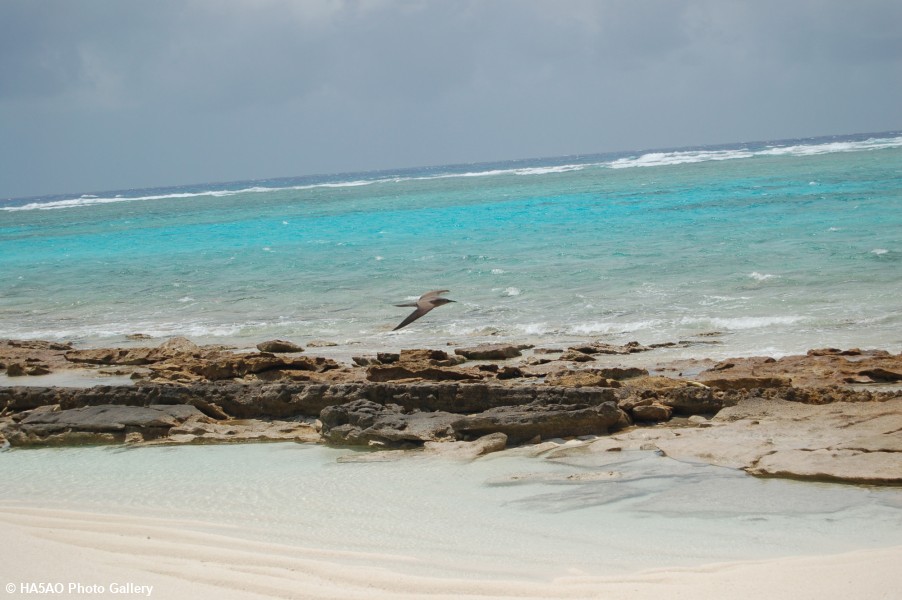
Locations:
5;363;26;376
368;383;619;414
352;356;379;367
5;404;206;446
19;403;202;430
319;396;628;447
0;381;622;421
452;400;627;445
320;400;457;447
858;368;902;383
376;352;400;364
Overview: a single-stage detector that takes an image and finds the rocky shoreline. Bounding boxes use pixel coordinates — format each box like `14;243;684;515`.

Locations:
2;337;901;485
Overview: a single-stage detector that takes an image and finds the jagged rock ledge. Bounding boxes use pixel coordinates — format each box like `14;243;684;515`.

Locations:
0;381;636;445
2;338;902;485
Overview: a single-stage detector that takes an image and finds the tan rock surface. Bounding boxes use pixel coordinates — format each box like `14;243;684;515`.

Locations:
698;348;902;388
555;396;902;484
3;339;901;486
422;432;509;459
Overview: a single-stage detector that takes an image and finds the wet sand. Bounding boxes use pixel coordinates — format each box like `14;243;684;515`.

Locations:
2;505;900;600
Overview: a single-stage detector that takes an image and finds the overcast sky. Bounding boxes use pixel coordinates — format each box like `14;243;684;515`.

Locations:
2;0;901;198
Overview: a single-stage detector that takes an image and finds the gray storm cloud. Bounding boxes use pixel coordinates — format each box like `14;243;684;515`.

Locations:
1;0;900;198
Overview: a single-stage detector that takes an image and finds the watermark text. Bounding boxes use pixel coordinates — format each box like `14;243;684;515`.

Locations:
5;582;153;596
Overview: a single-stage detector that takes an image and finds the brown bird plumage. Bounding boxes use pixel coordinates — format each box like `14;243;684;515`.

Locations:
392;290;456;330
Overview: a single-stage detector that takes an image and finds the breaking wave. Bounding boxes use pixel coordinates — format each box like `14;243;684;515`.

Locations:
748;272;776;281
610;149;756;169
609;134;902;170
0;182;376;212
686;316;805;330
5;133;899;212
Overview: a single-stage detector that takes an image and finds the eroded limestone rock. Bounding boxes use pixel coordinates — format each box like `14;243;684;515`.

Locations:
320;400;458;447
319;396;628;447
256;340;305;353
452;400;627;445
4;404;206;446
454;344;525;360
564;396;902;485
423;432;509;459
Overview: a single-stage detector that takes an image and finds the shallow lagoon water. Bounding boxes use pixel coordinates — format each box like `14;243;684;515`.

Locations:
2;443;900;581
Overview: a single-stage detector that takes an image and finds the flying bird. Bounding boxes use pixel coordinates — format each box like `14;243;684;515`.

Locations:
392;290;456;330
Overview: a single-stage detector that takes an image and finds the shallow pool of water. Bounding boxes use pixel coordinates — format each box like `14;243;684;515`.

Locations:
2;443;900;580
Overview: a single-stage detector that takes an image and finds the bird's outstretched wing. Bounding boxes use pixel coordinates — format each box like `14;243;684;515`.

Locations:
393;306;431;330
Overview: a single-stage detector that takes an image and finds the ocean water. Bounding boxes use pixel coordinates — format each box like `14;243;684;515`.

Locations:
2;443;902;580
2;132;901;359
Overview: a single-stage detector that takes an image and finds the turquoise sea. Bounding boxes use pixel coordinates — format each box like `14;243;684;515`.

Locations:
2;132;901;358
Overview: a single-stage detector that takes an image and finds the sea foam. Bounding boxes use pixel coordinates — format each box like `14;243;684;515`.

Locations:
0;181;376;212
694;316;805;330
608;135;902;170
569;319;665;335
748;272;776;281
609;149;755;169
6;134;901;212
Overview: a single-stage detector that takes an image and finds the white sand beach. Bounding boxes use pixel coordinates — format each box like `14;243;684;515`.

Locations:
2;343;901;600
2;505;900;600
